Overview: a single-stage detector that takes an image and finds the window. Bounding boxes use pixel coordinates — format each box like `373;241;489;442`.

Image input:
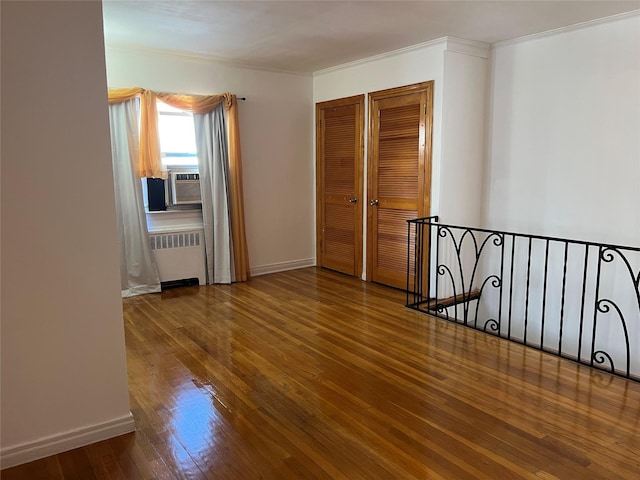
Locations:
157;101;198;168
142;101;202;212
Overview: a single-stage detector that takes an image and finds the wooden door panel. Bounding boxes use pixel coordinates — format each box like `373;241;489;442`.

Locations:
316;96;364;277
324;107;356;196
368;83;433;290
375;208;418;286
323;202;355;273
378;136;419;199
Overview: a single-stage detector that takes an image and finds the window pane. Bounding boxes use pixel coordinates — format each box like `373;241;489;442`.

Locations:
157;101;198;167
158;114;197;154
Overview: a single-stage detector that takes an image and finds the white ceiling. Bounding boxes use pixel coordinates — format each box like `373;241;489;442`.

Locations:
102;1;640;73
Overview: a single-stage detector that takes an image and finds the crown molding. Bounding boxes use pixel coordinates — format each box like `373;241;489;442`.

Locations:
493;9;640;49
444;37;491;59
313;37;448;77
104;43;312;77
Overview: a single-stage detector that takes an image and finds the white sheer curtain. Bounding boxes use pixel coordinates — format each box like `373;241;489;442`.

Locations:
109;99;161;297
194;103;235;284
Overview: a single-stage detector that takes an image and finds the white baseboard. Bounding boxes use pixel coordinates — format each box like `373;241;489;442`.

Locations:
1;412;136;470
250;258;316;277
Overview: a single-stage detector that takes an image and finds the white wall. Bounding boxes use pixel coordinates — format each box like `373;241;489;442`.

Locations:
484;13;640;247
475;14;640;379
439;43;489;226
105;47;315;274
1;1;133;467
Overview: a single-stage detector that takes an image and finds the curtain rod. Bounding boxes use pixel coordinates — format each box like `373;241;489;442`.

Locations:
154;90;246;101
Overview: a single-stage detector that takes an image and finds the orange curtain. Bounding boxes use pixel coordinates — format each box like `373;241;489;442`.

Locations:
156;92;225;114
137;90;162;178
223;93;250;282
108;88;163;178
107;87;143;104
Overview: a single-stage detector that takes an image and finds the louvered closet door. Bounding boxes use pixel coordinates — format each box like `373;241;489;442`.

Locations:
368;83;432;289
316;95;364;276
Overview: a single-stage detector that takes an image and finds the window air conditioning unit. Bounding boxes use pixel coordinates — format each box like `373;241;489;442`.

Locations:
169;170;201;205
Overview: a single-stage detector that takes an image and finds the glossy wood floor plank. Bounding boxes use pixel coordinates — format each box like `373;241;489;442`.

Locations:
3;267;640;479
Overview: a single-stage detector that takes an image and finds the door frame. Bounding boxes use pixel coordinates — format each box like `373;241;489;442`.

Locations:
366;81;434;286
315;94;365;276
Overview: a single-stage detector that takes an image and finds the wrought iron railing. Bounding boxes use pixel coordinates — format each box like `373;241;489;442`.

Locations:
406;216;640;381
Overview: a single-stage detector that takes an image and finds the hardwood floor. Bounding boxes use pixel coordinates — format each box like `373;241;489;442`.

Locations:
4;267;640;479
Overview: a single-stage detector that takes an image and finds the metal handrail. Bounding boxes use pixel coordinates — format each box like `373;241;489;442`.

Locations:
407;217;640;381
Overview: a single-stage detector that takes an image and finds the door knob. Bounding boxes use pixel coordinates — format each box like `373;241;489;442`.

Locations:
349;197;358;203
370;199;379;206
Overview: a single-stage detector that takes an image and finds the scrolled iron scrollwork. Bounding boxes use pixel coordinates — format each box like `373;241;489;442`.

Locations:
492;233;504;248
592;298;631;377
438;226;453;240
465;232;504;325
597;299;612;314
473;274;502;326
481;275;501;290
459;229;479;258
592;350;615;373
483;318;500;333
407;218;640;381
437;264;457;296
601;248;616;263
437;264;456;286
600;247;640;311
435;303;450;322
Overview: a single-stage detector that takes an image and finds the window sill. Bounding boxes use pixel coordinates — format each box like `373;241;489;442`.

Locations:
148;225;204;234
145;209;204;234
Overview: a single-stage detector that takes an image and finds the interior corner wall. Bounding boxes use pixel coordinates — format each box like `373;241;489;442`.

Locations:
1;1;132;467
439;46;489;226
483;13;640;246
104;48;315;273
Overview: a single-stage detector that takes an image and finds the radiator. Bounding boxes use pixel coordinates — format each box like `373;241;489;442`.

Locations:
149;229;206;286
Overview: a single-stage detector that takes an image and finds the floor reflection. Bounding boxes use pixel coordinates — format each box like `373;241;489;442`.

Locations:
167;378;221;471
